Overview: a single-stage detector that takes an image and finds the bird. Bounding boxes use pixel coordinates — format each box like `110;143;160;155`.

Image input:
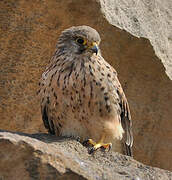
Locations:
38;25;133;156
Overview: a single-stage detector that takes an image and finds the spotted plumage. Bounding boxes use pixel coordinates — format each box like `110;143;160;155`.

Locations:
38;25;133;156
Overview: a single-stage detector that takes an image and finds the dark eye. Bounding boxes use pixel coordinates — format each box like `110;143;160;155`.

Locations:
76;38;85;44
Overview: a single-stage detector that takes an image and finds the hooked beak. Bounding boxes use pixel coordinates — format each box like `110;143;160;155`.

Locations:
90;42;98;55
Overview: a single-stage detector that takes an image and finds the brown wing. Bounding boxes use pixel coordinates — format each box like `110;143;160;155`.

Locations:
115;76;133;156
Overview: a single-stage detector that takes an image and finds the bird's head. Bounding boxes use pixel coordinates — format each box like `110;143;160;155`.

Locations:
57;26;101;56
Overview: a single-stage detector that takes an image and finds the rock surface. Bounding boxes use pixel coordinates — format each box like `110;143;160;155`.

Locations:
100;0;172;79
0;0;172;171
0;130;172;180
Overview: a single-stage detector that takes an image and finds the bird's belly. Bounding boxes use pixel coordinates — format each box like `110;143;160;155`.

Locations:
48;70;122;142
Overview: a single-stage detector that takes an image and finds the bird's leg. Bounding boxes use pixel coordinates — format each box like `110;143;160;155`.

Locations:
83;134;112;154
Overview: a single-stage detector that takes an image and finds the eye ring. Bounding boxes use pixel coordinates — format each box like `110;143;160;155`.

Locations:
76;38;85;45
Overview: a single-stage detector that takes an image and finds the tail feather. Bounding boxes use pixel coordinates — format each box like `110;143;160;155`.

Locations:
124;143;133;157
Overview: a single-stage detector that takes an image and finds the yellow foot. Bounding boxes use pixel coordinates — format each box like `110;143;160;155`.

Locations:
83;139;112;154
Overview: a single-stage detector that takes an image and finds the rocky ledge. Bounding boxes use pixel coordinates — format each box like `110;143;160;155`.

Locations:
0;130;171;180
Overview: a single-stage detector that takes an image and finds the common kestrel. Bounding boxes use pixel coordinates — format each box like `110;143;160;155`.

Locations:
38;25;133;156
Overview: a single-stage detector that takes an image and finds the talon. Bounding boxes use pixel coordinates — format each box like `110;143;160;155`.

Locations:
88;146;95;154
100;146;106;151
76;136;81;142
83;136;112;154
83;139;89;147
100;143;112;152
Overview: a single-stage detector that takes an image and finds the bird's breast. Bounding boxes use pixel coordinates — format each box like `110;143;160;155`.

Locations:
46;58;120;118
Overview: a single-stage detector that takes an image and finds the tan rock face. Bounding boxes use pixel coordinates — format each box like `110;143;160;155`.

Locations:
100;0;172;79
0;131;172;180
0;0;172;171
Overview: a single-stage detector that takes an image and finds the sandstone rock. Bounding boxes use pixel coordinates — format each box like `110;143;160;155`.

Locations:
0;0;172;171
0;130;172;180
